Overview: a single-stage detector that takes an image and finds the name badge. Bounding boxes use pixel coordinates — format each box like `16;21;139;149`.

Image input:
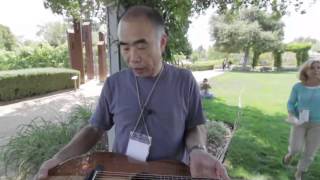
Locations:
299;109;309;123
126;131;152;162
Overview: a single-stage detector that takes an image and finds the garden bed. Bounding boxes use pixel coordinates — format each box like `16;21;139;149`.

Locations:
206;122;234;163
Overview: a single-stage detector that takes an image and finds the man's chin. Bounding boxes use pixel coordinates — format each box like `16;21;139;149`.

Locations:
133;71;148;77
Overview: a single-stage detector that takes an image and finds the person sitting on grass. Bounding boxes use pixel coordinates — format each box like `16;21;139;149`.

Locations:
200;78;214;99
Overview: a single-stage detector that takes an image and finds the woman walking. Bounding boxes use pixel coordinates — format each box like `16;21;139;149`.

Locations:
283;58;320;180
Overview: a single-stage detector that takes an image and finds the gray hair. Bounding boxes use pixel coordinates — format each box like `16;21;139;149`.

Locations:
119;5;165;39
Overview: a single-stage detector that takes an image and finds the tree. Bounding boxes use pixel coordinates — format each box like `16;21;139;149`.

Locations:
240;8;284;68
292;37;320;53
198;0;308;16
210;7;284;68
43;0;308;61
286;42;312;66
0;24;16;51
37;22;68;46
43;0;207;61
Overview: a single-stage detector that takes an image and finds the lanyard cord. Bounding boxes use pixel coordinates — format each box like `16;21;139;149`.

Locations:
132;64;164;139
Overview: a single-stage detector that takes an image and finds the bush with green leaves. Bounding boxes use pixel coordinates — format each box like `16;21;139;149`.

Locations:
286;42;312;66
0;104;96;178
0;50;17;70
0;43;69;70
206;120;228;146
183;60;226;71
0;68;79;101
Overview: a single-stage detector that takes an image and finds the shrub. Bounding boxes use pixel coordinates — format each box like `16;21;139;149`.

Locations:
184;63;215;71
230;65;252;72
0;44;69;70
0;50;18;70
0;68;79;101
286;43;312;66
206;120;228;146
183;60;224;71
0;104;95;178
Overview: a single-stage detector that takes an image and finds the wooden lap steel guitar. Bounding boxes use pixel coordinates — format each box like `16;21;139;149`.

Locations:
48;151;218;180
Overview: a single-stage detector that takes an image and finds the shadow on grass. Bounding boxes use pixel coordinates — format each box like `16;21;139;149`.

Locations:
203;98;320;180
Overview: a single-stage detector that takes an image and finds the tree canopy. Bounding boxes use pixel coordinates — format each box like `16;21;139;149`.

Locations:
37;22;68;46
43;0;307;62
286;42;312;66
210;7;284;68
0;24;16;51
43;0;205;61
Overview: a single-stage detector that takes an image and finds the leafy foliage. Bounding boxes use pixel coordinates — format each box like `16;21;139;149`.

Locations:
210;7;284;68
0;43;69;70
292;37;320;53
37;22;68;46
43;0;308;62
0;68;79;101
286;42;312;66
0;105;94;178
206;120;228;146
0;24;16;51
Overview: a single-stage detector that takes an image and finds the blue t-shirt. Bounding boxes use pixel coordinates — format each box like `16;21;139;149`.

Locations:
90;62;206;161
287;82;320;123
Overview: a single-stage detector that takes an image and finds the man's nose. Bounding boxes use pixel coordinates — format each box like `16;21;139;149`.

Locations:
129;48;141;63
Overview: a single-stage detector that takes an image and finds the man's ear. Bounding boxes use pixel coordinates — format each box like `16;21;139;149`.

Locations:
160;34;168;53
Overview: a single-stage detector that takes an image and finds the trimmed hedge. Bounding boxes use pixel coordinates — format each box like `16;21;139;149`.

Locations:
184;63;215;71
0;68;80;101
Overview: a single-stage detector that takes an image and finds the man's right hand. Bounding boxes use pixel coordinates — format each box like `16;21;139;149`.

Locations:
34;157;62;180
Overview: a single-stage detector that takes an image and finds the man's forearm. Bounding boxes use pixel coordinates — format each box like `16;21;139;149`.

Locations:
186;124;207;151
53;125;104;162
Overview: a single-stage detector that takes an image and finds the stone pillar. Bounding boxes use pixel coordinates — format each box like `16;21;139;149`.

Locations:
82;22;94;80
97;32;107;82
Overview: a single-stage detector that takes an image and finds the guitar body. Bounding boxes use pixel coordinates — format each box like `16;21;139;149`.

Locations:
48;151;190;180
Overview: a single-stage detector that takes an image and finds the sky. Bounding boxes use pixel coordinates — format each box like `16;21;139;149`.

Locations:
0;0;319;49
0;0;63;41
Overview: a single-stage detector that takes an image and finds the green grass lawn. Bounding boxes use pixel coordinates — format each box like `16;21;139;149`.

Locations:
203;72;320;180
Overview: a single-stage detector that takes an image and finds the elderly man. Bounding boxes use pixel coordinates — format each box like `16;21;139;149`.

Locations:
35;5;229;180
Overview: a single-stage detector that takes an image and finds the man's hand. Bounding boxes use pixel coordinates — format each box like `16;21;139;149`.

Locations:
34;157;61;180
189;149;230;180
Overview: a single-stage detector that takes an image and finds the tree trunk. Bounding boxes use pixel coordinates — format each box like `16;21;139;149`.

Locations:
273;51;282;70
242;48;250;69
252;51;260;69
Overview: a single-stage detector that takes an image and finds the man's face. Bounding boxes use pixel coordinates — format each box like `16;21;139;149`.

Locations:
118;17;167;77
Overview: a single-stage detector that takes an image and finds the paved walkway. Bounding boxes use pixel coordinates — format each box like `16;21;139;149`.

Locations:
192;69;225;83
0;80;103;147
0;69;224;147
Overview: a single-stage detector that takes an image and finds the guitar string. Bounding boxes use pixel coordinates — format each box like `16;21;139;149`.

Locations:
95;177;211;180
95;176;212;180
93;171;216;180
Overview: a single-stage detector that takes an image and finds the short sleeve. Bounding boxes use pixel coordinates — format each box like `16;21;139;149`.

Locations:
89;80;114;130
185;73;206;129
287;83;298;116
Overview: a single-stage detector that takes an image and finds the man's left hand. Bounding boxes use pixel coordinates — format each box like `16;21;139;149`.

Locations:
189;149;230;180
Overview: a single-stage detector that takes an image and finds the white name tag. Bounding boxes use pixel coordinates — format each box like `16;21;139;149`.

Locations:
299;109;309;123
126;131;151;162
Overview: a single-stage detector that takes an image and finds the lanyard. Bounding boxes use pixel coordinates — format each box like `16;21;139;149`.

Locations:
131;64;164;139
